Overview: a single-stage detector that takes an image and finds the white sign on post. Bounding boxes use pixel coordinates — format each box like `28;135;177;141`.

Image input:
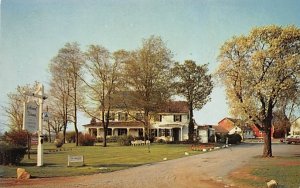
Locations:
23;101;39;133
43;112;49;121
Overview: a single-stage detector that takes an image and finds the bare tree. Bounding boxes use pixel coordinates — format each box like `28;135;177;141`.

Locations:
83;45;122;147
123;36;174;140
2;82;39;131
49;42;85;145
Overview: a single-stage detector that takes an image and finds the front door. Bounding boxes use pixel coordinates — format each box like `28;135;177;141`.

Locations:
173;128;180;142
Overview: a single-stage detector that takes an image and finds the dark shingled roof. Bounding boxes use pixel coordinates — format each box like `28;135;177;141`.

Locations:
158;101;189;113
83;121;144;128
104;91;189;113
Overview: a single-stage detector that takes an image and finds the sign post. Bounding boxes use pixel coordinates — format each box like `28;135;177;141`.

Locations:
37;84;44;167
23;101;39;160
23;83;47;167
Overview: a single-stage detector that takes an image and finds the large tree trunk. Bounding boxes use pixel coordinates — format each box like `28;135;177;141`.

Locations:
144;110;149;140
102;109;107;147
74;119;79;146
144;110;150;153
188;102;194;142
262;116;273;157
103;123;107;147
63;105;68;143
103;117;109;147
63;124;67;143
74;91;79;146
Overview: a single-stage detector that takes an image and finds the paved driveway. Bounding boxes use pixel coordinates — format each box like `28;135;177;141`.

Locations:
1;143;299;188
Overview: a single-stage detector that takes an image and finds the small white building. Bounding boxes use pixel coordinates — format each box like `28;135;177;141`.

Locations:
290;118;300;135
195;125;216;143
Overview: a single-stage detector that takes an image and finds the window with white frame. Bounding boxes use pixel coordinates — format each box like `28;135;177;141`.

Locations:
154;114;162;122
135;113;144;121
174;115;182;122
118;112;128;121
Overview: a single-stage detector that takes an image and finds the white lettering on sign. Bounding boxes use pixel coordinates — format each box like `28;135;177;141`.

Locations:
23;101;39;133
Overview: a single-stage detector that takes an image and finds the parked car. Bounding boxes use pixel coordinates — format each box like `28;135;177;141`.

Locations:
286;135;300;144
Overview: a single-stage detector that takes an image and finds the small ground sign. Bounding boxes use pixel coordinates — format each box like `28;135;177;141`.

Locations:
67;155;84;167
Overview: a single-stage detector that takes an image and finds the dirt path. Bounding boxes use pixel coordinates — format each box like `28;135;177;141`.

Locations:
1;143;298;188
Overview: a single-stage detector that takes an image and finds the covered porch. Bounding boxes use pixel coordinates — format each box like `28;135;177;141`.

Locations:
88;127;145;138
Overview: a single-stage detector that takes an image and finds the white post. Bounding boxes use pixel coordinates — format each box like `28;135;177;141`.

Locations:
22;102;27;130
143;128;145;137
37;84;44;167
97;128;100;137
180;127;183;141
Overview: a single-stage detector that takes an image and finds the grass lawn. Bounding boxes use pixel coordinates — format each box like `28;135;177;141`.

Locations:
0;142;204;178
230;156;300;188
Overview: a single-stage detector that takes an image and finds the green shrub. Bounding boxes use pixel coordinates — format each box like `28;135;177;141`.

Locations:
0;143;27;165
4;130;28;147
96;136;118;143
156;138;166;144
54;138;64;148
107;135;118;142
66;131;77;143
117;135;134;146
79;134;96;146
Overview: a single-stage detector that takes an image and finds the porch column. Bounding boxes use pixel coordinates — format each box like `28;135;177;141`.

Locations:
112;128;115;136
143;128;145;137
180;127;183;141
127;128;130;136
97;128;100;137
157;128;159;137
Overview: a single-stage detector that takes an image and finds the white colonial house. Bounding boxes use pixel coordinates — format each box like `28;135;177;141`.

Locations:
82;101;189;142
290;117;300;135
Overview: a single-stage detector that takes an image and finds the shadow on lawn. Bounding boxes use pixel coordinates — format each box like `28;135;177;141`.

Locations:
19;163;61;167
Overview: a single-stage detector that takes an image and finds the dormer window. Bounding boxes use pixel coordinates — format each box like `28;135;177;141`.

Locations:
105;112;115;121
118;112;128;121
136;113;144;121
154;114;162;122
174;115;182;122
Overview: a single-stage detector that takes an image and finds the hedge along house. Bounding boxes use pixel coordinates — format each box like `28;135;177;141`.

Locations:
82;100;190;142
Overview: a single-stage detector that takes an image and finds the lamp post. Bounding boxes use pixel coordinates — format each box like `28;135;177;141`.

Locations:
23;83;47;167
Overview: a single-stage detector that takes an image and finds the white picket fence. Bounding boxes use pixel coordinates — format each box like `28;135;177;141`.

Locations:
131;140;150;146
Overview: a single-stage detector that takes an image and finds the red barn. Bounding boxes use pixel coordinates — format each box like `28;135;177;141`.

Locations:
250;124;274;138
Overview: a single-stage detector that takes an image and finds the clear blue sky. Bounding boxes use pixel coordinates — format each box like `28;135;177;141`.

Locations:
1;0;300;132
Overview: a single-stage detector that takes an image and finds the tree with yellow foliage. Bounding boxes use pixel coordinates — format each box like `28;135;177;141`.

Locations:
216;25;300;157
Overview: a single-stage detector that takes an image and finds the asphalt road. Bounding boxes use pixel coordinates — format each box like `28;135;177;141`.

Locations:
1;143;299;188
